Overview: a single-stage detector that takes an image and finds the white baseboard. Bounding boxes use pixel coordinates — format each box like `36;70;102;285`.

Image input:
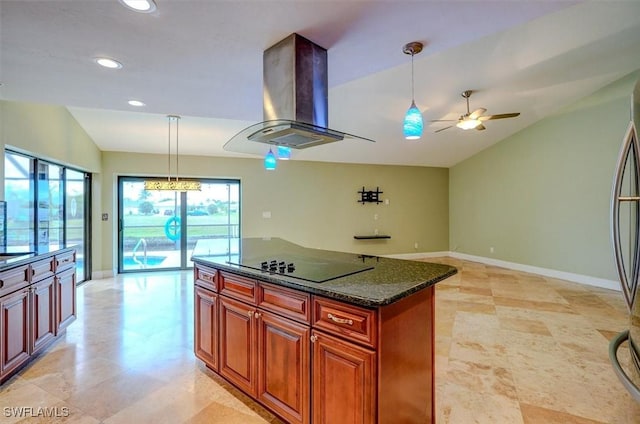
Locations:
448;251;620;291
384;251;451;260
385;250;620;292
89;269;115;280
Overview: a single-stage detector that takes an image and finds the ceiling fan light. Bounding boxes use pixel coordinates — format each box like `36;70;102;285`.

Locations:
404;101;423;140
119;0;157;13
456;119;481;130
264;149;277;170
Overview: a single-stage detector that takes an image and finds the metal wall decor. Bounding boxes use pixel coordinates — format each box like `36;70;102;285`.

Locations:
357;187;383;204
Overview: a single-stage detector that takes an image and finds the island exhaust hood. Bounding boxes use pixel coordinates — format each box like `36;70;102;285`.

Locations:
224;33;374;154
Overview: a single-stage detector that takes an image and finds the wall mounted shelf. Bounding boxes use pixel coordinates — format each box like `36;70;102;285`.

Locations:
354;235;391;240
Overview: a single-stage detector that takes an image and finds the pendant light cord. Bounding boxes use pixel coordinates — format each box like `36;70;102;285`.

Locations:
167;116;172;182
166;115;181;182
411;51;415;102
175;116;180;181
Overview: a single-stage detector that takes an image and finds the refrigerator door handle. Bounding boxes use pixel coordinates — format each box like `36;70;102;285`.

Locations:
611;121;640;311
609;330;640;402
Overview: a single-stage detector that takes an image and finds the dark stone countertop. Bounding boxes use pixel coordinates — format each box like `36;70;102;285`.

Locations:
0;246;75;272
191;238;457;308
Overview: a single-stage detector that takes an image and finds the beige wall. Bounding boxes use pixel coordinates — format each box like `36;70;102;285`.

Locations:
0;99;450;276
0;100;104;276
450;71;640;280
0;101;102;178
100;152;449;274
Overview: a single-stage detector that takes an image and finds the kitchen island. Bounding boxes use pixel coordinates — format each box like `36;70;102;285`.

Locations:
191;238;456;424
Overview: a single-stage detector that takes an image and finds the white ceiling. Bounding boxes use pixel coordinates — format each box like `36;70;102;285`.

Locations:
2;0;640;168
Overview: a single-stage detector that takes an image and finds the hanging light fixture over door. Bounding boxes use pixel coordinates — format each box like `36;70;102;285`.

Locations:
402;41;424;140
144;115;201;191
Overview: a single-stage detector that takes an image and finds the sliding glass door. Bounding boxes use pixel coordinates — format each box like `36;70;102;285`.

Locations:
118;177;240;272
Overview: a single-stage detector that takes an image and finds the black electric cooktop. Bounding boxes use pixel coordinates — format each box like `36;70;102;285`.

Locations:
227;253;374;283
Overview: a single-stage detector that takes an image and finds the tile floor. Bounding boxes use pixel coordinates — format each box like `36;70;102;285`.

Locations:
1;258;639;423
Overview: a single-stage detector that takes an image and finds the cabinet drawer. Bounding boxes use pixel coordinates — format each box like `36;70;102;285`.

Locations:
54;251;76;272
219;271;257;304
31;257;56;283
259;282;311;324
0;265;29;296
194;264;218;292
312;296;377;348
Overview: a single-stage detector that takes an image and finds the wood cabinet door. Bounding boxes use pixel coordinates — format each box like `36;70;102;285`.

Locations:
219;296;256;396
55;268;76;334
312;331;376;424
257;310;310;424
194;286;218;371
1;289;30;378
31;276;56;354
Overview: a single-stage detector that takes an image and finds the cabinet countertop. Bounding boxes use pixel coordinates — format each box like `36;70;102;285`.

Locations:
0;247;75;272
191;238;456;308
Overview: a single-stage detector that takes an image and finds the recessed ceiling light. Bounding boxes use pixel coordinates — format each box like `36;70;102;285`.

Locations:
95;57;123;69
119;0;157;13
128;100;146;107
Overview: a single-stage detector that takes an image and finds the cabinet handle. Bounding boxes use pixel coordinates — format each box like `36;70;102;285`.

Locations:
248;310;254;318
327;313;353;326
254;311;261;319
310;335;318;343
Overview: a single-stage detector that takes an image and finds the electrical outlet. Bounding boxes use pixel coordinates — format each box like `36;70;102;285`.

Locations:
262;211;271;219
385;199;389;205
490;246;494;254
414;242;419;249
374;213;378;220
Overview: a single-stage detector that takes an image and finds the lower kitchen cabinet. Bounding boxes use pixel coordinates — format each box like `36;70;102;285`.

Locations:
0;249;77;385
219;295;257;395
257;310;310;424
55;267;76;333
31;276;56;354
194;285;218;371
311;330;375;424
0;288;30;378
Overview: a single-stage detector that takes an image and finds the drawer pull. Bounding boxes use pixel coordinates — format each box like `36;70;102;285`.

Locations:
310;335;318;343
253;311;261;319
248;310;254;318
327;313;353;326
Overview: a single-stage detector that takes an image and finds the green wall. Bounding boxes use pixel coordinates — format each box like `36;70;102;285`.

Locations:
100;152;449;273
450;71;640;281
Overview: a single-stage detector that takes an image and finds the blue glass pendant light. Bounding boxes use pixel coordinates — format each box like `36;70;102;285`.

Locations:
264;148;277;170
277;145;291;160
402;42;424;140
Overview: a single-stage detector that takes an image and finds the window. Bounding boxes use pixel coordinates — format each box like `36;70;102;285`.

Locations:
4;150;91;282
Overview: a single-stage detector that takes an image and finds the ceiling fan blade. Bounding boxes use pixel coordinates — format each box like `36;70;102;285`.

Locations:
475;124;486;131
469;108;487;120
479;112;520;121
435;126;453;133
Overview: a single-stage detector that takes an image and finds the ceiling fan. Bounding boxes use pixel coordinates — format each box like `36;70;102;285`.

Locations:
432;90;520;133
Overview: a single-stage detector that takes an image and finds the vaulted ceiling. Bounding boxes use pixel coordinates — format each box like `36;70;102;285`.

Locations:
2;1;640;167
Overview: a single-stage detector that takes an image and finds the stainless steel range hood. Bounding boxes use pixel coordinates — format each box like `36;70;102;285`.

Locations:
224;34;374;155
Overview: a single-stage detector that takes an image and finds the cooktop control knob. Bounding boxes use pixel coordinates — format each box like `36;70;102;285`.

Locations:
261;261;268;270
287;263;295;273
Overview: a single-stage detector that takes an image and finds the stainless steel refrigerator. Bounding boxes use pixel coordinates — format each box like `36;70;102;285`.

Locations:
610;76;640;403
